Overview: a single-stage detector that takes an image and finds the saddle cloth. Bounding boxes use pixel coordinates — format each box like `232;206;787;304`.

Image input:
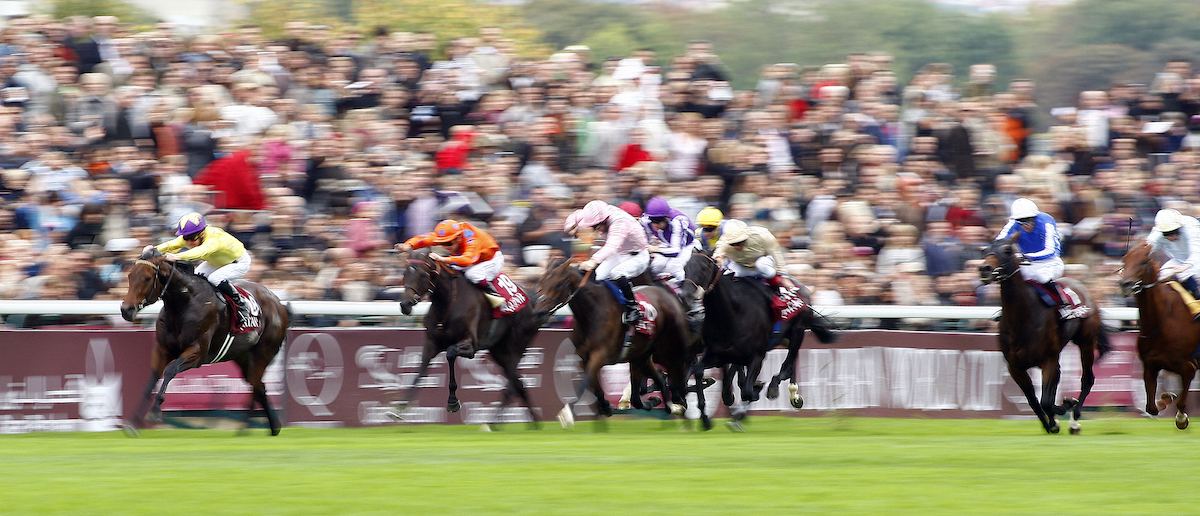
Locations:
771;287;807;322
486;273;529;318
1026;280;1090;320
1166;281;1200;317
221;285;262;334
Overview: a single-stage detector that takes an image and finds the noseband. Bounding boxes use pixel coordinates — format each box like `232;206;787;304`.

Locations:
133;259;175;310
982;246;1021;284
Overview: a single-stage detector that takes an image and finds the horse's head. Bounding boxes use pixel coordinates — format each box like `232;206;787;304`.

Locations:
979;236;1021;285
1119;241;1163;297
531;258;581;320
398;250;437;316
120;249;168;321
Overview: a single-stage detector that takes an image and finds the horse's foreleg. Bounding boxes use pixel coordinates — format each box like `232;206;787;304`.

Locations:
721;365;736;407
1008;363;1054;433
389;341;439;419
445;345;462;413
151;350;201;423
132;369;162;428
1144;364;1164;416
1175;363;1195;430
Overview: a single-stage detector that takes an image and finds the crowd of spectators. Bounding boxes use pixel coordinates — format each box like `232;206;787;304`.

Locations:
0;13;1194;329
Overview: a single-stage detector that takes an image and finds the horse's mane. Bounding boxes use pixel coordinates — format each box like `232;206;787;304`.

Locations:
137;248;199;277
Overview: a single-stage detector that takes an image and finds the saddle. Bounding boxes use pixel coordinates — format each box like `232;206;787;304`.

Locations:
220;285;262;334
1026;280;1089;320
603;281;659;338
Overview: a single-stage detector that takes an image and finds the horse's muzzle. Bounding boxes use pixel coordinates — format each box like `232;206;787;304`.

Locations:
399;300;413;316
1119;280;1140;297
978;265;996;284
120;304;137;322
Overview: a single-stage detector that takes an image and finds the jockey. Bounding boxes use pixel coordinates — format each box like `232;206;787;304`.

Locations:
712;218;796;291
995;197;1071;316
641;196;695;290
1147;208;1200;299
566;200;650;324
397;219;506;303
694;206;726;253
618;201;643;218
148;212;253;323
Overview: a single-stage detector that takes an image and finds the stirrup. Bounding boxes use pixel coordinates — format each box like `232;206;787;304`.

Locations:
623;309;643;325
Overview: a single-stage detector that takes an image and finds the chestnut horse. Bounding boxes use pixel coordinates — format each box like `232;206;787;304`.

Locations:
120;249;289;435
532;258;692;428
979;238;1111;434
389;249;540;427
1118;241;1200;429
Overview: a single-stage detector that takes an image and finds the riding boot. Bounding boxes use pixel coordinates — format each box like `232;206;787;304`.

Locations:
1043;280;1071;319
615;277;643;325
1183;276;1200;300
217;280;247;324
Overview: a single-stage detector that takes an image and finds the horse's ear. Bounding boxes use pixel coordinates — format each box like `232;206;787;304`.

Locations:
139;248;161;260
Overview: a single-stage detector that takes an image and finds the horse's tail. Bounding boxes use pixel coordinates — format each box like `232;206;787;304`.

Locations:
808;309;840;344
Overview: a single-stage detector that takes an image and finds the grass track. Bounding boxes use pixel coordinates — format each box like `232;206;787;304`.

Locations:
1;415;1195;515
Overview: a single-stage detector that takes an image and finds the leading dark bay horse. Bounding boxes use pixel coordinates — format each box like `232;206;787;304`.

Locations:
980;238;1112;434
389;249;540;428
120;249;290;435
687;271;835;431
1119;241;1200;429
532;258;692;429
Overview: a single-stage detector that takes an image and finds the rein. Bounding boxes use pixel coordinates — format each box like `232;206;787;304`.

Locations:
134;259;175;310
543;267;592;317
407;258;455;327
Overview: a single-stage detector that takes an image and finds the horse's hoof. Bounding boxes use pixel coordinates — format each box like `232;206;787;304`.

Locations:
725;420;746;432
1069;426;1081;435
791;394;804;410
700;377;716;389
385;410;405;422
146;412;162;425
700;417;713;431
557;405;575;429
121;423;141;438
617;400;632;410
1177;413;1189;430
646;396;662;408
270;425;281;436
670;403;685;416
722;393;734;407
600;404;614;418
1048;424;1060;434
480;424;493;432
1157;392;1178;411
1063;397;1079;409
447;400;461;413
766;383;780;400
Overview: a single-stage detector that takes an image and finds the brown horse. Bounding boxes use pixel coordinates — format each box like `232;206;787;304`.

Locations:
979;238;1111;434
532;258;692;428
1118;241;1200;429
120;249;290;435
388;248;541;427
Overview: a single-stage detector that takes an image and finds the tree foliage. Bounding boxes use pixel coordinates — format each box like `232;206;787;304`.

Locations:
44;0;158;28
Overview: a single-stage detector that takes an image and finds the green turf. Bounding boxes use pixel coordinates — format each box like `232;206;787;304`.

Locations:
1;415;1194;515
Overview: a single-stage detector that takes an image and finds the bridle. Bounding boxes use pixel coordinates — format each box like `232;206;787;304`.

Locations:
1121;246;1161;296
981;243;1022;284
540;262;592;317
132;258;175;311
405;258;455;326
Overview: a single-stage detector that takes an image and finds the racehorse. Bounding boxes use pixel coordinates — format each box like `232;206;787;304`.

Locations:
979;237;1112;434
532;258;692;428
686;270;835;431
390;248;541;427
120;249;290;435
1118;241;1200;429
